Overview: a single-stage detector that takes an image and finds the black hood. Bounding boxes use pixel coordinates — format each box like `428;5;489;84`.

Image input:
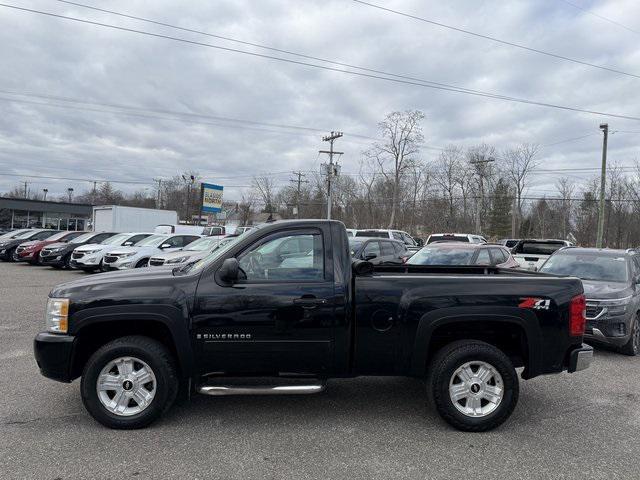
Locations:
0;237;31;248
581;279;633;300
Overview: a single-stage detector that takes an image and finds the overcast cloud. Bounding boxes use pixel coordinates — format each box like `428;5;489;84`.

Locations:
1;0;639;201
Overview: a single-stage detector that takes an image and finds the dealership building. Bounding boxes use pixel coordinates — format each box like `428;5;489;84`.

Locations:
0;197;93;231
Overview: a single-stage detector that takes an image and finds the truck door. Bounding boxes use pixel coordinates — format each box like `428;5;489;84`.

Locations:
192;226;336;376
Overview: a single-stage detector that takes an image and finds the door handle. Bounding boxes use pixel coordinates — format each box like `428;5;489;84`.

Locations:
293;297;327;309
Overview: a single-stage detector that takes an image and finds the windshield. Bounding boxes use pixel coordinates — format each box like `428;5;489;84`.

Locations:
348;239;366;255
70;233;94;243
515;241;565;255
0;229;29;239
46;231;72;242
407;246;476;265
101;233;130;245
135;234;168;247
540;253;629;282
185;237;224;251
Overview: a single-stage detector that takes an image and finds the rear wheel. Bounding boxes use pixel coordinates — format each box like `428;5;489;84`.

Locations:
620;315;639;356
135;258;149;268
5;247;16;262
80;336;178;429
428;340;519;432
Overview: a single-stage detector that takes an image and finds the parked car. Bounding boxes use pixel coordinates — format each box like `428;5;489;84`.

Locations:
40;232;119;269
70;232;154;272
426;233;487;244
355;229;419;251
349;237;409;265
0;229;59;261
102;234;201;269
34;220;591;431
407;242;519;268
498;238;520;249
0;228;33;240
149;236;238;267
511;239;573;271
539;247;639;356
14;231;86;264
345;228;358;237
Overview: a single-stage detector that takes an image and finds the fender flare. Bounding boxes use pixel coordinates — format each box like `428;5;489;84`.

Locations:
410;306;543;378
71;304;194;379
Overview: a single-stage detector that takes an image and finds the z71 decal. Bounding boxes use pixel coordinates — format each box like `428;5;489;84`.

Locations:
519;298;551;310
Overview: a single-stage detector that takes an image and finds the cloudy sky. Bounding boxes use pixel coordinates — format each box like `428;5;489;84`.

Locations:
1;0;639;202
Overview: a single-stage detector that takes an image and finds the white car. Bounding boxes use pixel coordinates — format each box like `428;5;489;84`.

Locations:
102;234;201;270
426;233;487;244
354;229;420;250
511;239;573;271
70;232;154;272
149;236;238;267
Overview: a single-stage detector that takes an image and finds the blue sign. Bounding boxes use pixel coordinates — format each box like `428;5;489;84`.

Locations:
201;183;224;213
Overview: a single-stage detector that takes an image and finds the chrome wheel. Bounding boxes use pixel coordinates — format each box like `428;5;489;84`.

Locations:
449;361;504;418
96;356;157;416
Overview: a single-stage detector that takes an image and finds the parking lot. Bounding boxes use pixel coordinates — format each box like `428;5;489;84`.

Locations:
0;262;638;479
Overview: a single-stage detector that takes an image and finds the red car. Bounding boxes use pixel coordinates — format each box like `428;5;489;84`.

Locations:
407;242;519;268
14;231;86;265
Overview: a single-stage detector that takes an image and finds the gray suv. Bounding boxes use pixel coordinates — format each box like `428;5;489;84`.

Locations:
539;248;640;356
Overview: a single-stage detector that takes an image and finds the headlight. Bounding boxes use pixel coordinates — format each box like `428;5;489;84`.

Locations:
82;249;101;254
119;252;136;258
166;256;189;264
46;298;69;333
48;247;63;253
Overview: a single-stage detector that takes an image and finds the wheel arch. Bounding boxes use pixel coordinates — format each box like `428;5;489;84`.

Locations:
410;306;542;379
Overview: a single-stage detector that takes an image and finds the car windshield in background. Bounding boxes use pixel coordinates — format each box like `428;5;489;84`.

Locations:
185;237;222;251
69;233;94;243
42;231;68;241
428;235;469;244
348;239;366;255
539;253;629;282
355;231;387;238
184;238;240;273
518;242;565;255
407;246;475;265
101;233;130;245
135;235;167;247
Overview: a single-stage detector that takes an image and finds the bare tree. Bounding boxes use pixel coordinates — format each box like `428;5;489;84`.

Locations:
364;110;424;228
502;143;540;235
252;175;278;214
433;146;463;229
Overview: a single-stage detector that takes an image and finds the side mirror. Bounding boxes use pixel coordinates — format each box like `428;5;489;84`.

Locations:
415;238;424;247
217;258;240;286
123;241;133;246
160;243;171;249
352;259;374;276
364;253;377;261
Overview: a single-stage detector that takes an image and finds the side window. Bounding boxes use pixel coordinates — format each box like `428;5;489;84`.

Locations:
401;233;415;246
632;256;640;277
92;233;111;243
183;236;200;246
391;231;403;241
489;248;505;265
475;249;491;265
126;234;149;245
363;241;381;258
392;242;406;255
164;236;185;248
238;232;324;282
380;241;396;257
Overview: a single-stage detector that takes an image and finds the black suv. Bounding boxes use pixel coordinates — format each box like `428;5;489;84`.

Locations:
40;232;118;269
539;247;640;356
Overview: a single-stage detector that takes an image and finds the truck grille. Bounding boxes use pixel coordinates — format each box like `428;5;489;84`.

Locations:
149;258;165;266
72;252;85;259
40;248;52;256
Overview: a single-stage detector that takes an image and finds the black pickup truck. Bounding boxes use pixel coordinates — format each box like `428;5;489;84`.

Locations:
34;220;592;431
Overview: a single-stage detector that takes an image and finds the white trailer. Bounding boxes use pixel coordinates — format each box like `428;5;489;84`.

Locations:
92;205;178;233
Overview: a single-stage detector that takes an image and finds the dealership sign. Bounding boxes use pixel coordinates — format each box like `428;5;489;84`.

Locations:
201;183;224;213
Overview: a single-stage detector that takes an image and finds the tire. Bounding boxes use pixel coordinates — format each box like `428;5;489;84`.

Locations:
135;258;149;268
63;254;73;269
80;336;178;429
427;340;519;432
620;315;639;356
5;248;16;262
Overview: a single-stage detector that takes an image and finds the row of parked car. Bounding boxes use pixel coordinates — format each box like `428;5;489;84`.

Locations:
0;228;239;271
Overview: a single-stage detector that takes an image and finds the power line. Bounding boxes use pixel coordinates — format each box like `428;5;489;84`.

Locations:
4;3;640;122
559;0;640;36
351;0;640;79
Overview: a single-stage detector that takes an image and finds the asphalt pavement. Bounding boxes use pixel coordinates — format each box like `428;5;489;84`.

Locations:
0;262;638;480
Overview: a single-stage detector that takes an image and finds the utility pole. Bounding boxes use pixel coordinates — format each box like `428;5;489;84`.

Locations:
67;187;74;203
469;156;495;234
511;195;517;238
289;171;308;219
154;178;163;209
42;188;48;201
182;175;195;224
23;181;28;199
319;131;343;220
92;181;97;204
596;123;609;248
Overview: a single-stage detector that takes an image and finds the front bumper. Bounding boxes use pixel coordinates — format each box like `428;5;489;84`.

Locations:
39;252;68;266
584;328;629;348
567;343;594;373
33;332;76;383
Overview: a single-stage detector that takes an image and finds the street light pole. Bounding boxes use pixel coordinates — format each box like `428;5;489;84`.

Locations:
320;131;343;220
596;123;609;248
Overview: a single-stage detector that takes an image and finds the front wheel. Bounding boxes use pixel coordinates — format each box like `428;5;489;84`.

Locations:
80;336;178;429
428;340;519;432
620;316;639;356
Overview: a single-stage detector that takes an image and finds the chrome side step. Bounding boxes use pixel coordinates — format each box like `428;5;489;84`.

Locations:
198;383;325;396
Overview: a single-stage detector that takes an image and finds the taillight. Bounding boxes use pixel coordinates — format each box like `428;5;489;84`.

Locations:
569;294;586;336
